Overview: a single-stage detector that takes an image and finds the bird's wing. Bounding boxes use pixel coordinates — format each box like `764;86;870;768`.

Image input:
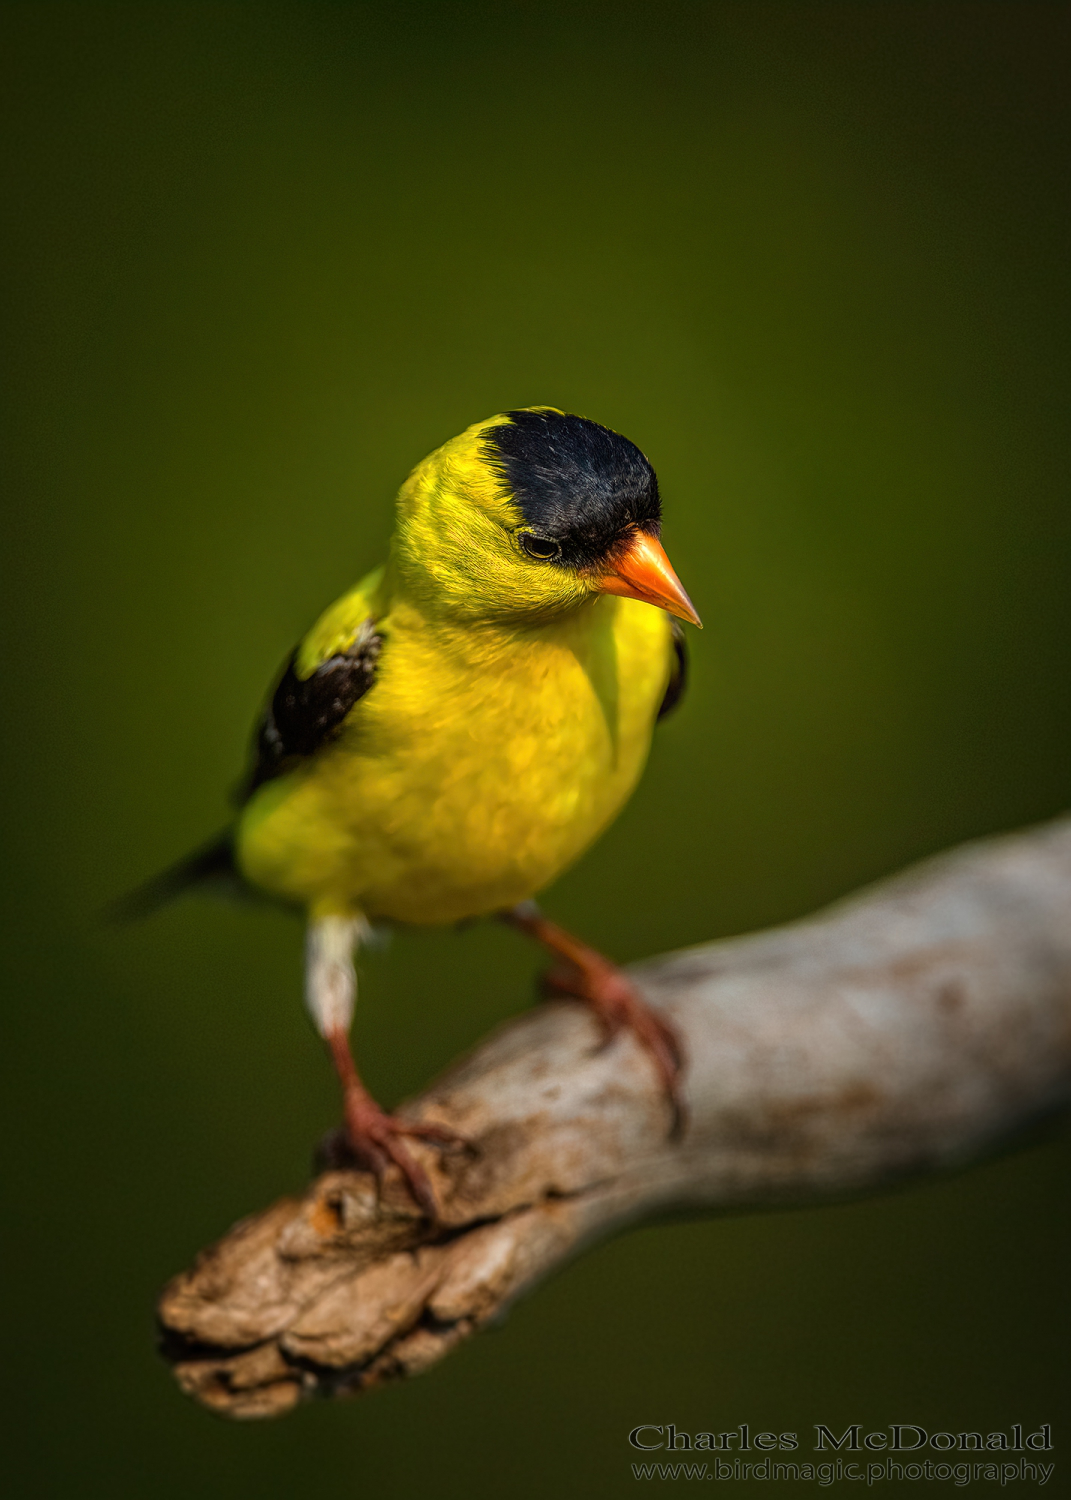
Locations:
656;618;688;720
237;571;385;802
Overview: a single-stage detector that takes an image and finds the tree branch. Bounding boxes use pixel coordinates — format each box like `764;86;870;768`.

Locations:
159;817;1071;1418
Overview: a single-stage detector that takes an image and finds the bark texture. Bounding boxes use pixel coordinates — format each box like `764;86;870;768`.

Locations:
158;818;1071;1418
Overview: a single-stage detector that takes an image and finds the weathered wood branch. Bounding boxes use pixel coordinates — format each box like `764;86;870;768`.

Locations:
159;818;1071;1418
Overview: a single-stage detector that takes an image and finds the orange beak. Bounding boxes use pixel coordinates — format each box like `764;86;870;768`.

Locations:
591;531;702;628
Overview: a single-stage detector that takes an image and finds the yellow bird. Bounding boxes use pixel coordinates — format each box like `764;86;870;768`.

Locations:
126;408;700;1213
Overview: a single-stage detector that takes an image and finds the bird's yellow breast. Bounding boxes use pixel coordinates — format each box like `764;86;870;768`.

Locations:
236;589;673;925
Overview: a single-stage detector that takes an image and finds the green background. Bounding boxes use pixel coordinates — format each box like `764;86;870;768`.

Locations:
2;3;1068;1495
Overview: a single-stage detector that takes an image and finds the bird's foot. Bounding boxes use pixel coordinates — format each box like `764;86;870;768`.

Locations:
327;1086;469;1220
320;1022;471;1219
541;959;686;1136
503;904;687;1137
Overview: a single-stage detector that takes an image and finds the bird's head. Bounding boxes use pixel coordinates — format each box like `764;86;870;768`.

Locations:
391;408;700;628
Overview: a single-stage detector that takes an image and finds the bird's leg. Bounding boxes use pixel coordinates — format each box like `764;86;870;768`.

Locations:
502;901;686;1135
306;915;462;1219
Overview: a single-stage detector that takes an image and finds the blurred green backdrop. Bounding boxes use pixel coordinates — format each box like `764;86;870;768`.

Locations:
2;3;1069;1496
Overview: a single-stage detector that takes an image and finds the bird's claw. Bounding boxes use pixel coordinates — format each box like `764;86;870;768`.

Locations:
541;961;687;1137
329;1092;472;1220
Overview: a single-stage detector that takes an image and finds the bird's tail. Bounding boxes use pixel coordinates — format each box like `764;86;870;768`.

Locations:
106;832;243;922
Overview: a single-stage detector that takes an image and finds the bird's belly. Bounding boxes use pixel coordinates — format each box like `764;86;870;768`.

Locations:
353;731;632;922
236;604;669;923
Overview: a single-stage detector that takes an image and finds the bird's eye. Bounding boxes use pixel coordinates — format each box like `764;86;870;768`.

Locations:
518;532;561;561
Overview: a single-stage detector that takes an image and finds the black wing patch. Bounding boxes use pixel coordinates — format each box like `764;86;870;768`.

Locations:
657;619;688;721
239;618;382;800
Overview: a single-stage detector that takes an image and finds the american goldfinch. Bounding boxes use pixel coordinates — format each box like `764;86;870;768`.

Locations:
126;408;700;1214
